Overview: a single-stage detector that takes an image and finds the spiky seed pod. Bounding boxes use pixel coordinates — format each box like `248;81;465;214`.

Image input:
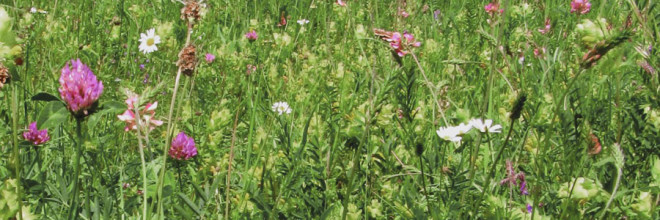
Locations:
181;0;201;24
415;143;424;156
510;93;527;121
178;44;197;76
0;63;9;89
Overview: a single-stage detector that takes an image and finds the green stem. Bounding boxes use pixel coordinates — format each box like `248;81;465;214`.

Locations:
11;85;23;220
600;159;623;218
134;98;148;220
156;21;193;219
68;118;83;219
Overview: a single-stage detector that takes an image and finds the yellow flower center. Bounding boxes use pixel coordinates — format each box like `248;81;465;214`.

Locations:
147;38;155;46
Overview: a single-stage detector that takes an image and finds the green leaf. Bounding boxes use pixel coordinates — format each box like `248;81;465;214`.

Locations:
178;193;202;216
31;92;60;102
37;101;69;130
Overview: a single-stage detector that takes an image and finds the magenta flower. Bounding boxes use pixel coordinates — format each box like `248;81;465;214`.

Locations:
385;31;421;57
169;132;197;160
526;204;533;213
245;30;258;41
58;59;104;116
117;95;163;132
485;2;503;15
22;122;50;145
205;53;216;63
500;160;528;195
570;0;591;14
336;0;346;6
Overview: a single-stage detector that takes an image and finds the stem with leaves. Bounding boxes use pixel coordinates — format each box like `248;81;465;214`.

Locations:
133;97;148;220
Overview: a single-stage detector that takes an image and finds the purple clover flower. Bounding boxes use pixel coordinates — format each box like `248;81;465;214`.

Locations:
245;30;258;41
22;122;50;145
205;53;216;63
169;132;197;160
58;59;104;116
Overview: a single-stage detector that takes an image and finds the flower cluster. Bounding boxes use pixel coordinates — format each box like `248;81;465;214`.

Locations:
117;95;163;132
538;18;551;34
436;118;502;143
570;0;591;14
205;53;216;63
169;132;197;160
385;31;421;57
245;30;258;41
58;59;104;116
22;122;49;145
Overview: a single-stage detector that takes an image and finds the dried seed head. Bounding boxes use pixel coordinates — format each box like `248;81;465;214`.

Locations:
181;0;201;24
0;63;9;89
178;44;197;76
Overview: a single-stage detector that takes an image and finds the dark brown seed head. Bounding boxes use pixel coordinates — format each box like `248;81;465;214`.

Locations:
178;44;197;76
181;1;201;23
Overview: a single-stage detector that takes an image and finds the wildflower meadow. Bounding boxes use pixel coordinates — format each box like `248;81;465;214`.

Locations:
1;0;659;219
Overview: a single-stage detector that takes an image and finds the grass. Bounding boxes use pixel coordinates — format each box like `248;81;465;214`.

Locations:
0;0;659;219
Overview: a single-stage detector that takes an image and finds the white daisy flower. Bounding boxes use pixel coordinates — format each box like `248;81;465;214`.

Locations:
297;19;309;25
469;118;502;133
272;102;292;115
436;126;463;143
138;28;161;54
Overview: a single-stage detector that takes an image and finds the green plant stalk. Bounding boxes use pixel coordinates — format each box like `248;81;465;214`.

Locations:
156;24;193;217
418;154;430;216
599;164;622;218
133;98;148;220
68;118;84;219
11;85;23;220
225;109;240;219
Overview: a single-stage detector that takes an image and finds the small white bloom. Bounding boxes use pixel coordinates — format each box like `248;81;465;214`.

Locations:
272;102;292;115
469;118;502;133
455;122;473;135
138;28;161;54
297;19;310;25
436;126;463;143
30;7;37;13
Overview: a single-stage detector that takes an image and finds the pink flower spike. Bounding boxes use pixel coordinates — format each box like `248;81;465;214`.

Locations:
485;2;503;15
205;53;216;63
571;0;591;14
58;59;104;116
169;132;197;160
336;0;346;6
22;122;50;145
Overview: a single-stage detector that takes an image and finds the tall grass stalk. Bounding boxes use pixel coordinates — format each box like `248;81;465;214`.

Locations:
11;84;23;220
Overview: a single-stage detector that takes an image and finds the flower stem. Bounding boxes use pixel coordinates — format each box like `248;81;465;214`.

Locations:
156;25;193;217
225;109;240;219
133;97;148;220
68;118;83;219
11;85;23;220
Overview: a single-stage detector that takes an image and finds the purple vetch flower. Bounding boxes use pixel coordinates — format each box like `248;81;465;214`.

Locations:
143;74;150;84
520;181;529;195
58;59;104;116
169;132;197;160
526;204;533;213
139;64;145;70
22;122;50;145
